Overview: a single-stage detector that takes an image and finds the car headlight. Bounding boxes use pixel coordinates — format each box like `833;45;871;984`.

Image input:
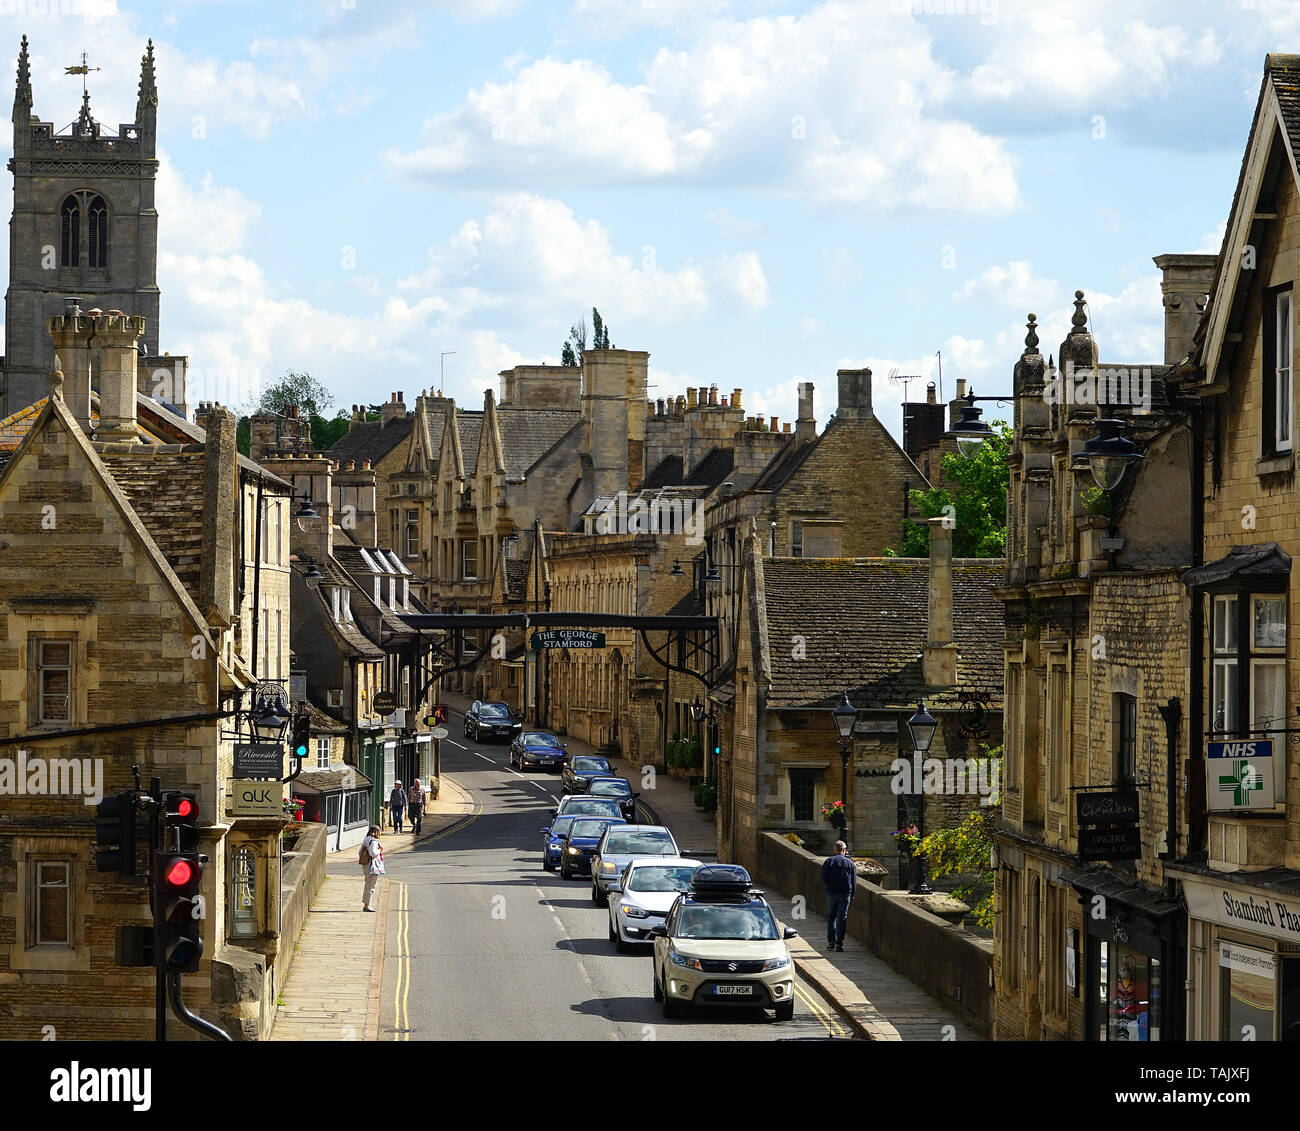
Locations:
601;861;616;872
620;904;650;919
761;955;791;971
567;846;581;855
670;949;703;971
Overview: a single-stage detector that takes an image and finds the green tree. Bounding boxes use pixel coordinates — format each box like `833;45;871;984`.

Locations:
915;745;1002;930
887;421;1011;557
561;307;613;366
250;370;334;419
310;411;351;452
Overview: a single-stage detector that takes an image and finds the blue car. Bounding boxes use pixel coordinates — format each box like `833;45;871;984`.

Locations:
541;815;580;871
559;816;626;880
511;731;568;770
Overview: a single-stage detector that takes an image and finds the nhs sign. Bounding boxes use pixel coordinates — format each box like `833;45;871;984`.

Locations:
1207;740;1274;811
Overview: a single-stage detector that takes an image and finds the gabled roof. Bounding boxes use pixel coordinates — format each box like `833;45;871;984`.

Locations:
496;407;581;477
1197;55;1300;380
753;436;817;492
326;416;413;466
761;558;1005;711
1183;542;1292;588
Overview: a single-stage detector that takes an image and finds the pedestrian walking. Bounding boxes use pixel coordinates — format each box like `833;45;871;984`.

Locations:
407;778;425;836
821;840;856;951
389;781;406;832
360;825;385;911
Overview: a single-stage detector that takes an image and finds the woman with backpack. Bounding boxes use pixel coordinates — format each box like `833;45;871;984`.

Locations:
360;825;384;911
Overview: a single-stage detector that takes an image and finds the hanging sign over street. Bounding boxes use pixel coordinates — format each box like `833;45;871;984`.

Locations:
530;629;606;650
1207;740;1274;811
232;779;284;817
234;744;284;779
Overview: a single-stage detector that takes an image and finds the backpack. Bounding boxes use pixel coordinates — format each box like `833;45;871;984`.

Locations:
358;841;371;867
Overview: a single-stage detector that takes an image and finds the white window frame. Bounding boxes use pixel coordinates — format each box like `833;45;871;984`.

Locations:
36;639;72;724
1277;290;1293;453
316;736;331;770
462;539;478;581
35;860;71;946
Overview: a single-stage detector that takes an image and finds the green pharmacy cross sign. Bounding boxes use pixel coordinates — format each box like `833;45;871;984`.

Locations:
1218;759;1265;807
1206;740;1274;811
530;629;606;650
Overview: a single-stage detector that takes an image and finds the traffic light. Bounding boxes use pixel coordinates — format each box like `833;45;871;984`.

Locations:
291;714;311;761
156;792;204;972
95;790;137;875
155;851;204;972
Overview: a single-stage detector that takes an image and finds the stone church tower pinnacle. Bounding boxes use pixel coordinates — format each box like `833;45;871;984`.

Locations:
0;37;162;417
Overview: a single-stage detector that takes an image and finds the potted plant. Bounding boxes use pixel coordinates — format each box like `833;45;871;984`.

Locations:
821;800;846;826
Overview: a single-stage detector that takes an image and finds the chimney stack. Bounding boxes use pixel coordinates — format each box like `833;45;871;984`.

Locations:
835;369;873;422
796;381;815;441
94;313;147;442
922;518;959;689
199;405;237;628
1153;253;1218;365
380;392;407;426
47;300;92;434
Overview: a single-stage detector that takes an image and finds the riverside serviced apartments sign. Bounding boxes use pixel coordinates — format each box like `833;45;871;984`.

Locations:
1206;739;1275;811
531;629;606;650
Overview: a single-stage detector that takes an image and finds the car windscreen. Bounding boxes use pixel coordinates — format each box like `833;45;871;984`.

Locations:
571;818;619;838
572;757;606;771
588;779;631;797
524;733;559;746
563;799;620;815
674;905;779;941
480;703;511;718
627;865;697;893
549;817;577;838
603;830;674;855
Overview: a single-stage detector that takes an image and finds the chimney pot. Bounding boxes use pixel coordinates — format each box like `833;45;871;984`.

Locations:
733;388;743;410
770;416;779;432
927;382;937;404
709;385;718;406
783;422;791;433
956;378;967;400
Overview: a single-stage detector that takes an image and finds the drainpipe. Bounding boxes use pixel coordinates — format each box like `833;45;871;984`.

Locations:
1187;402;1205;855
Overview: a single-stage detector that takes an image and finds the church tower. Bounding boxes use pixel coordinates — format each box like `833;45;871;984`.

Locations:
0;37;161;416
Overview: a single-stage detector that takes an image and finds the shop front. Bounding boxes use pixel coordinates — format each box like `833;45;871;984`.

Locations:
1061;865;1186;1041
1174;867;1300;1041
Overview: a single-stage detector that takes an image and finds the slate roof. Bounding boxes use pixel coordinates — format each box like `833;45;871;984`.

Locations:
326;416;413;466
641;454;683;489
684;447;735;488
293;556;385;660
293;767;373;793
762;558;1005;712
496;408;581;476
504;558;528;601
97;450;207;603
302;700;349;733
753;436;816;492
456;414;484;471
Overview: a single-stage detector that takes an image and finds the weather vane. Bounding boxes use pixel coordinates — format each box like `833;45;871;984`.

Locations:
64;52;101;95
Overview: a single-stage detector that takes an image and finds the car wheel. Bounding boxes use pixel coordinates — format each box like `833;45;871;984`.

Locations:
543;858;555;872
608;918;617;942
774;1000;795;1022
661;974;682;1019
591;883;604;907
652;967;663;1002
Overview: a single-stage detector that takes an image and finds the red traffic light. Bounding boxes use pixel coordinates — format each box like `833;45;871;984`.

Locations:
175;797;195;819
163;857;195;887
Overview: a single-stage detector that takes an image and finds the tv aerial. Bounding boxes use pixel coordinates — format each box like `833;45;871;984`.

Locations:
887;367;923;403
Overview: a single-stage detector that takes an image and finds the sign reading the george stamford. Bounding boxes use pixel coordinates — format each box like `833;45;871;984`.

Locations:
531;629;606;650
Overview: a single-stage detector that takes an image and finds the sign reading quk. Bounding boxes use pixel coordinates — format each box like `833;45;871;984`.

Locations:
1207;740;1274;811
233;779;285;817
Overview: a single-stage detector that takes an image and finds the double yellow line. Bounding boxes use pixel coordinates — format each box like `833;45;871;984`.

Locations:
393;881;411;1040
795;981;847;1038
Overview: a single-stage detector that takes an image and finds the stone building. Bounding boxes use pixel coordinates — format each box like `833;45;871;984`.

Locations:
0;311;293;1039
0;39;179;418
1166;53;1300;1042
725;517;1003;878
992;286;1201;1041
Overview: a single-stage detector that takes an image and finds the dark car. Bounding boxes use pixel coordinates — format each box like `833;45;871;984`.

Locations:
585;775;639;821
540;814;579;871
464;700;522;743
510;730;567;770
551;795;624;823
562;754;614;794
559;816;626;880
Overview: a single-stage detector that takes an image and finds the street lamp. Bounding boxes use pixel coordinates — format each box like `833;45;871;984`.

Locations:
294;494;319;534
905;700;936;895
1081;416;1144;492
947;393;995;458
301;557;323;590
830;692;856;840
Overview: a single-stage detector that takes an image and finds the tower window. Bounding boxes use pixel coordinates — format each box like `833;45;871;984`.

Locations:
88;196;107;268
60;195;79;268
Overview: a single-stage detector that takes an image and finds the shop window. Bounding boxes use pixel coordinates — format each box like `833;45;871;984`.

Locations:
1099;943;1160;1041
1210;592;1287;803
229;846;257;939
789;769;817;822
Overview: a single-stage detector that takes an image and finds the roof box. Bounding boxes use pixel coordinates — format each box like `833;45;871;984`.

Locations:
689;864;753;894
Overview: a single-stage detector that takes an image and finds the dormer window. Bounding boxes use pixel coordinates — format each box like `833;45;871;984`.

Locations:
340;589;353;622
389;576;397;607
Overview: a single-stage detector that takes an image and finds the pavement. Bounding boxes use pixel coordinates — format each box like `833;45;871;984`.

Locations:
271;695;983;1041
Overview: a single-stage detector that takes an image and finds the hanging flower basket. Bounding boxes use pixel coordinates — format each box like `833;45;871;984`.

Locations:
821;800;846;825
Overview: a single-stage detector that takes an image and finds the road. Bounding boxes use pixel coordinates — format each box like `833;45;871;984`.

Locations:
376;718;851;1041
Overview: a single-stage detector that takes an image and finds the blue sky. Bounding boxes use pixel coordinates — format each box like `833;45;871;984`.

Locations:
1;0;1292;439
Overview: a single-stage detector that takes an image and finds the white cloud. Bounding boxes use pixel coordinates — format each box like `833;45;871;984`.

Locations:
571;0;732;37
708;208;767;238
955;260;1062;309
714;251;769;308
387;0;1022;213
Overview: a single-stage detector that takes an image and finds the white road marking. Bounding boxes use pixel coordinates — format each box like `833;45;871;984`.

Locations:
442;739;466;751
473;752;493;762
530;782;549;792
